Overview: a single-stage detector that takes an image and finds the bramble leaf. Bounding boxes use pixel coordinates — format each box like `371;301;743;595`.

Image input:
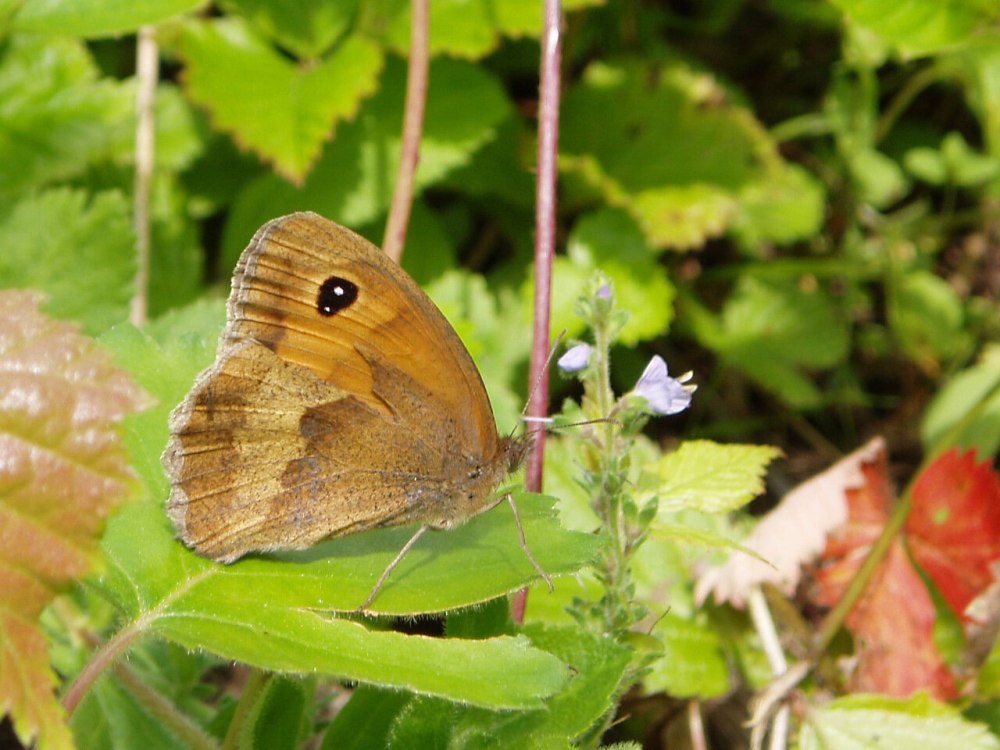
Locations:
0;292;148;749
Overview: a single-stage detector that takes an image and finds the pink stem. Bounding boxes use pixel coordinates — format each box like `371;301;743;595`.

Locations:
513;0;562;625
382;0;429;263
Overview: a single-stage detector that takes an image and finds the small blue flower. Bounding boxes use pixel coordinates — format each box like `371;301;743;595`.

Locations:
558;343;592;373
631;356;695;415
597;284;611;301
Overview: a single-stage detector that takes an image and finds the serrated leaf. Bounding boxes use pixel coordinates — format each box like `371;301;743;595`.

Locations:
696;437;883;607
0;292;148;750
12;0;204;37
907;449;1000;620
224;56;511;260
828;0;999;58
560;60;770;249
0;189;135;334
180;18;383;182
799;693;1000;750
813;442;958;698
650;440;780;514
222;0;360;59
0;36;133;198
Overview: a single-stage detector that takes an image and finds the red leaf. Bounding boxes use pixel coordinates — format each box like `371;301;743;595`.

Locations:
0;292;149;749
814;443;956;698
906;449;1000;620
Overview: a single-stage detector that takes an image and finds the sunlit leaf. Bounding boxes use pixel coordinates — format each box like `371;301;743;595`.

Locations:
0;292;148;750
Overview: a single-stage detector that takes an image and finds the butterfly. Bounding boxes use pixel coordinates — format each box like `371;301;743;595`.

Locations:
162;212;550;608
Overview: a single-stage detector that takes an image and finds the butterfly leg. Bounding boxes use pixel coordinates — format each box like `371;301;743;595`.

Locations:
506;495;554;592
355;525;430;612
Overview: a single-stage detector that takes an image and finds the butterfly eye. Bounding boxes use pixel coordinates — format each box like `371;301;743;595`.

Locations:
317;276;359;317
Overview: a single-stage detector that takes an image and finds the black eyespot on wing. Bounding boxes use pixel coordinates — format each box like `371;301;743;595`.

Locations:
317;276;359;316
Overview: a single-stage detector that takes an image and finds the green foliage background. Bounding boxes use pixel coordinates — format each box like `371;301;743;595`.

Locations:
3;0;1000;748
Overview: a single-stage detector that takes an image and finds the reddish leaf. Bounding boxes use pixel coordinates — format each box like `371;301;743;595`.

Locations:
0;292;149;749
813;443;956;699
695;438;883;607
906;449;1000;620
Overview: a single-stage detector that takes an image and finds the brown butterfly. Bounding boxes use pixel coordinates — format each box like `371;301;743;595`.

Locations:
163;212;550;608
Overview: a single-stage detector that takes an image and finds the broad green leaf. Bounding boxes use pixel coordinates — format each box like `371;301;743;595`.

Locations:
180;18;383;182
224;57;511;263
546;208;675;346
848;147;909;208
828;0;999;58
732;163;826;250
93;325;597;708
560;59;770;249
649;440;780;514
799;693;1000;750
712;276;850;408
222;0;360;59
921;345;1000;457
645;614;730;698
0;36;133;198
12;0;203;37
889;270;966;362
0;293;148;750
0;189;135;334
383;624;631;748
246;676;314;750
368;0;602;59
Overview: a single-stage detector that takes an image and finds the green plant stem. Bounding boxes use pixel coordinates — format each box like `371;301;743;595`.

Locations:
875;64;946;145
591;307;630;635
112;658;219;750
814;488;910;654
221;669;271;750
62;620;145;715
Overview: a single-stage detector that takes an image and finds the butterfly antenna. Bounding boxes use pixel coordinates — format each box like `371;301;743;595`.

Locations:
511;330;566;440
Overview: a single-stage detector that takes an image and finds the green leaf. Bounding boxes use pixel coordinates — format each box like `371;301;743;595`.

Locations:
0;36;133;198
905;131;1000;186
711;276;850;408
921;345;1000;457
848;147;909;208
889;270;966;362
546;208;675;346
731;163;826;250
648;440;781;514
247;676;314;750
321;686;411;750
560;59;770;249
224;57;511;262
91;325;598;709
222;0;361;59
0;189;135;334
645;614;730;698
368;0;602;60
382;624;631;747
180;18;383;182
828;0;999;58
799;693;1000;750
12;0;203;37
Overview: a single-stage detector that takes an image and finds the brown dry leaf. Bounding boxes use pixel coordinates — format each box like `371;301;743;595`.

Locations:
695;437;885;607
0;291;149;750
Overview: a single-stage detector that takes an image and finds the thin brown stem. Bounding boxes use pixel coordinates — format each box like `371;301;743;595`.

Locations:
382;0;429;264
513;0;562;626
131;25;158;327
